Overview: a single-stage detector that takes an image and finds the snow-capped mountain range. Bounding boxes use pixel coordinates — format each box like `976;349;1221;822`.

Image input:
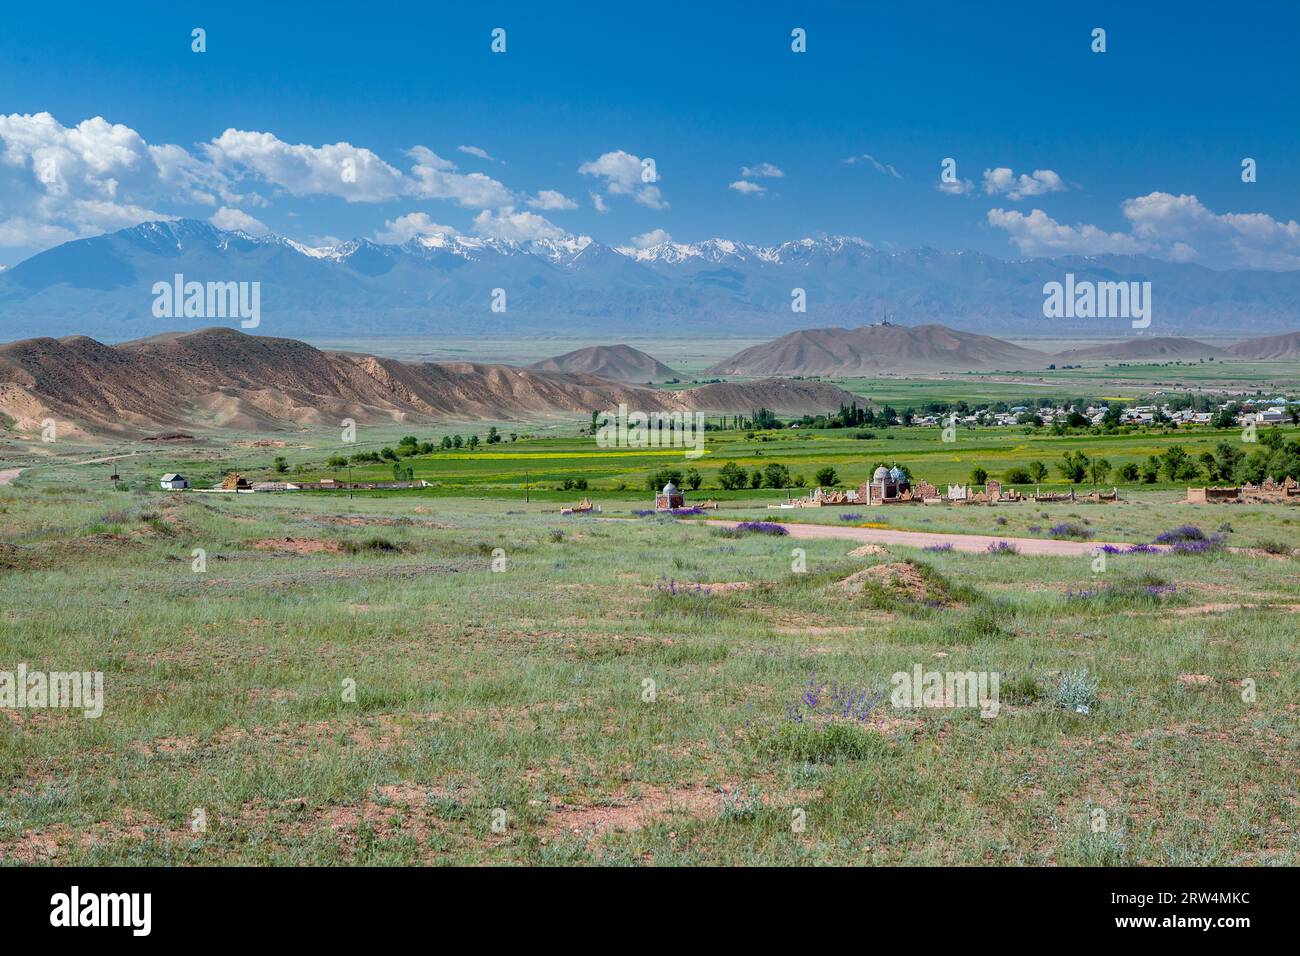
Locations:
2;219;1300;341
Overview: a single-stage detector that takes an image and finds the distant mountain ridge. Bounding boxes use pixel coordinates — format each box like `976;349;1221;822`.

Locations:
5;219;1300;340
528;344;682;383
1224;330;1300;360
707;323;1049;375
1052;337;1226;361
708;324;1300;375
0;327;862;437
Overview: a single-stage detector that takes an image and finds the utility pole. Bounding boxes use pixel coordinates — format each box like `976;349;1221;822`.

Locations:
525;469;529;504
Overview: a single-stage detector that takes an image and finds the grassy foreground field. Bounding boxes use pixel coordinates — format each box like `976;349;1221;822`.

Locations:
1;474;1297;865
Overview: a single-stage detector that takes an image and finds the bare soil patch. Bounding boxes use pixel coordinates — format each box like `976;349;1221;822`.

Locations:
252;537;342;554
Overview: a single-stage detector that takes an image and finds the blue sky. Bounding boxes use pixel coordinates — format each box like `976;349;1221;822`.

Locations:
2;0;1299;268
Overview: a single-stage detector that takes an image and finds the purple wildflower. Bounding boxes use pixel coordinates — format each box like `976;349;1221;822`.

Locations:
1154;525;1206;545
735;521;789;536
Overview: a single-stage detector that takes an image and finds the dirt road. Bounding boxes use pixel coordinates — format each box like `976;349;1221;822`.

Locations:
0;468;22;486
698;518;1152;556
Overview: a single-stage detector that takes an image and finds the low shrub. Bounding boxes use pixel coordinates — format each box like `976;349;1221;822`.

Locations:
1053;667;1099;713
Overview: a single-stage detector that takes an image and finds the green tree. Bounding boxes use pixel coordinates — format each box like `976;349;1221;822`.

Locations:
1088;457;1111;487
716;462;745;490
1159;445;1198;482
685;468;703;490
1211;406;1239;429
1004;467;1032;484
1057;451;1090;483
273;456;289;473
467;435;480;449
646;468;684;492
814;466;838;487
1210;441;1245;483
763;463;791;489
969;466;988;486
1028;460;1049;483
750;469;763;489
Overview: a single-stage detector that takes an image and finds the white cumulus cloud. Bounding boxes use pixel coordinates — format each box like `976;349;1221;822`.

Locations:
578;149;667;209
209;206;268;235
472;206;565;242
0;112;189;249
526;189;578;211
937;177;975;196
988;192;1300;269
741;162;783;179
205;129;408;202
729;180;765;195
983;167;1067;200
375;212;459;244
404;146;514;207
986;208;1145;257
630;228;671;248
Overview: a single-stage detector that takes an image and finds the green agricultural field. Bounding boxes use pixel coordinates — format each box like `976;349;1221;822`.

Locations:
1;466;1297;865
98;420;1299;503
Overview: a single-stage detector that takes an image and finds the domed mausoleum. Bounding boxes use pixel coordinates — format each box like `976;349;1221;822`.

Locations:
859;463;910;504
655;481;685;512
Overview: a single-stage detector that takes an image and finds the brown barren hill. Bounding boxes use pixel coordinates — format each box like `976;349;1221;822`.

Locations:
1053;337;1225;361
528;344;683;383
0;328;858;437
1223;330;1300;360
673;378;866;414
706;323;1046;375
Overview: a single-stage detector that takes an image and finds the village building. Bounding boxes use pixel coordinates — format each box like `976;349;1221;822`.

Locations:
159;473;188;490
655;481;685;512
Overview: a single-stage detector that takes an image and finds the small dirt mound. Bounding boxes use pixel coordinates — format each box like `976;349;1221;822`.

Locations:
832;559;972;609
835;562;927;598
848;544;889;557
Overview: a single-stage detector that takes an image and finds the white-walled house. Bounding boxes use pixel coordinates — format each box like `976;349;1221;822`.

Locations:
160;473;188;490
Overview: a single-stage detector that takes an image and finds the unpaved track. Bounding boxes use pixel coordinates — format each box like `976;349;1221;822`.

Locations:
0;468;21;486
696;518;1152;556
